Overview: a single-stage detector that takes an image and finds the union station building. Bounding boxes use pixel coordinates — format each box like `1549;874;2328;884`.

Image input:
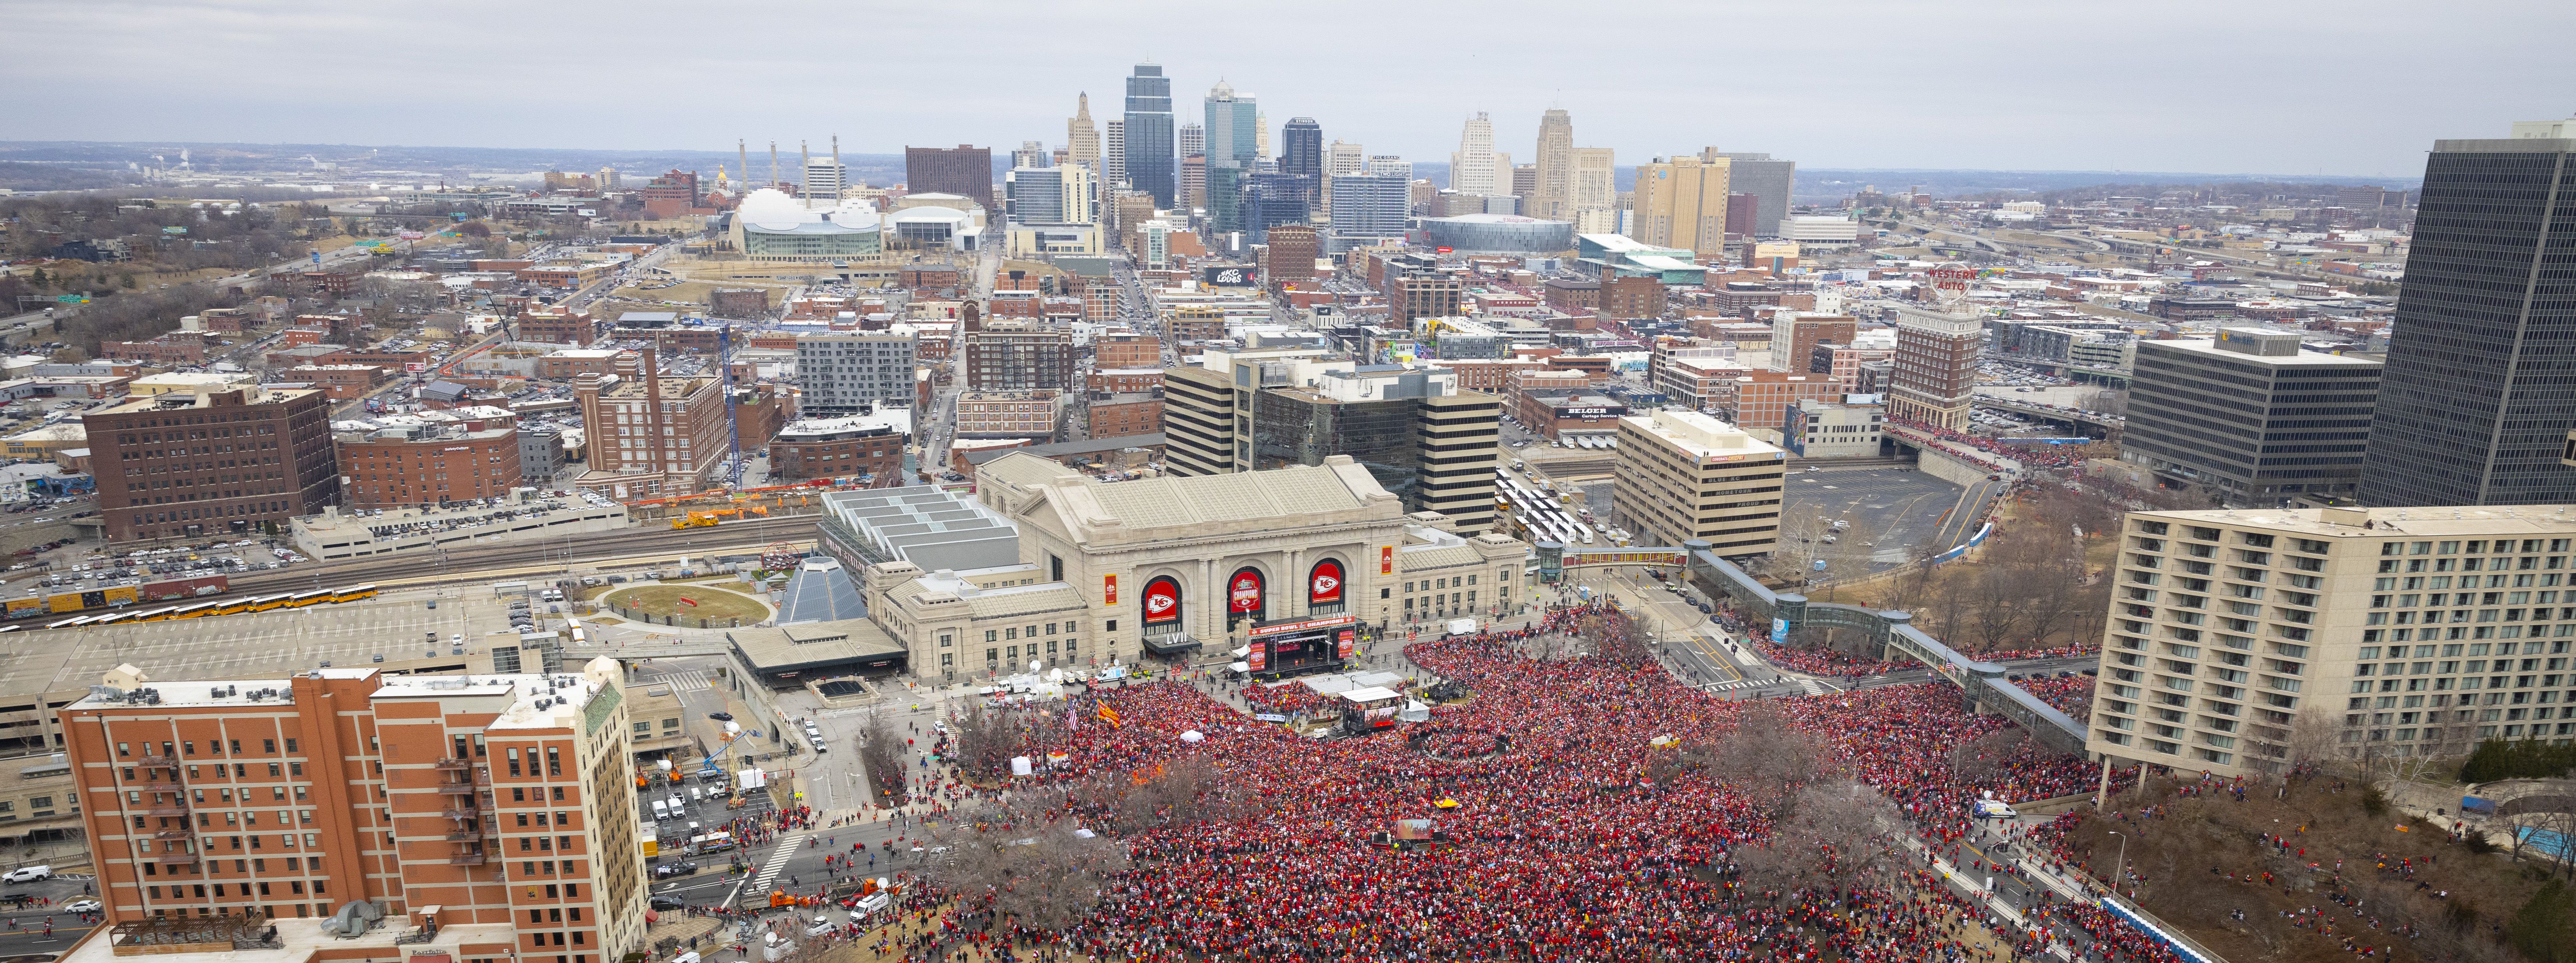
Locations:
826;451;1530;682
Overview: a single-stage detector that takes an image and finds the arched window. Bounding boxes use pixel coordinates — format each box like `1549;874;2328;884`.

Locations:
1307;557;1346;614
1225;566;1266;628
1142;576;1183;635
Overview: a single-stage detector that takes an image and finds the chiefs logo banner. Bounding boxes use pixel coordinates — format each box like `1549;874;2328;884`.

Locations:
1143;578;1179;624
1309;559;1343;604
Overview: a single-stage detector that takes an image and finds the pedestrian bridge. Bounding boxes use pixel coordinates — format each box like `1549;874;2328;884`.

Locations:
1538;540;2087;754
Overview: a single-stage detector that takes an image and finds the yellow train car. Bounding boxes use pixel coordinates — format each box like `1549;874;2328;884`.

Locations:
48;587;138;613
5;599;43;619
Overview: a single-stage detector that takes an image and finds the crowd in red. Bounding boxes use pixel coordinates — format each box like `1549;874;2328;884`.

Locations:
1888;416;2095;470
885;603;2168;963
2015;674;2096;718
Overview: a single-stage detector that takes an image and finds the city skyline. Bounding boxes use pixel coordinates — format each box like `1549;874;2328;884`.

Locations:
4;1;2568;177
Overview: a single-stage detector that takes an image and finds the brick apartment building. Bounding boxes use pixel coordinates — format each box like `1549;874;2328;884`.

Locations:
769;412;906;484
1087;391;1165;438
1601;276;1666;321
1088;369;1163;393
337;415;523;508
517;306;596;346
1718;372;1843;433
1093;330;1161;369
1388;272;1463;325
962;324;1074;392
60;660;647;960
281;364;391;402
571;348;727;501
87;387;337;542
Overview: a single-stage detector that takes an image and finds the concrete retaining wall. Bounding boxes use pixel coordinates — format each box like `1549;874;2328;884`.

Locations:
1918;445;1998;488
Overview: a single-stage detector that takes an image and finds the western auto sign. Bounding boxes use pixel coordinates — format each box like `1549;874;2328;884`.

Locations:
1308;559;1344;605
1228;569;1265;614
1143;577;1180;624
1103;574;1118;606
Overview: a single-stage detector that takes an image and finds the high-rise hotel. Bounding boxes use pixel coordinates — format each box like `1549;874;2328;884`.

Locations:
2086;506;2576;779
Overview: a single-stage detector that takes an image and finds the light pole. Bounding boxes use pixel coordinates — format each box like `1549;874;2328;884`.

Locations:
2106;830;2126;899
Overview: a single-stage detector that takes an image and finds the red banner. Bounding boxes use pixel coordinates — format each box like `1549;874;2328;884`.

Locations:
1228;569;1264;614
1103;574;1118;606
1380;545;1394;575
1143;577;1179;624
1246;642;1267;672
1308;559;1343;604
1336;628;1355;661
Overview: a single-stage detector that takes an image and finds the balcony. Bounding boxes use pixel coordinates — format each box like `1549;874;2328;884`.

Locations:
447;853;486;866
137;755;176;767
154;829;193;840
435;783;479;796
151;852;199;865
432;758;472;771
442;830;483;842
438;807;486;821
145;803;189;816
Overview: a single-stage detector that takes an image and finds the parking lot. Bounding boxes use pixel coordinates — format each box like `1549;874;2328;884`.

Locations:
1784;466;1973;569
0;589;525;697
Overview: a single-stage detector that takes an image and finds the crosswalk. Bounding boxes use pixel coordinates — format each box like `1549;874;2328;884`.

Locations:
640;669;712;692
1699;675;1838;695
749;832;805;891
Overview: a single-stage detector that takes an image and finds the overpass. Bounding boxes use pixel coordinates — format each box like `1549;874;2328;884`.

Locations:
1971;396;2125;436
1534;541;2087;753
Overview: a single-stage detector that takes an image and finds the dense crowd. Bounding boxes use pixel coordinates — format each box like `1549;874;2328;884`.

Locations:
859;606;2166;963
1888;416;2095;470
2014;673;2096;718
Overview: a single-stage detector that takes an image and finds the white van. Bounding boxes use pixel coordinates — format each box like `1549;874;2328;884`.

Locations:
650;799;672;821
689;787;703;803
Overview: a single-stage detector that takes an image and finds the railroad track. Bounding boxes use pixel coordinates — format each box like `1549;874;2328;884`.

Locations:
218;515;823;596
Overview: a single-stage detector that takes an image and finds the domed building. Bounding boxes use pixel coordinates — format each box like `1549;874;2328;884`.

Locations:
1418;213;1574;254
726;188;883;261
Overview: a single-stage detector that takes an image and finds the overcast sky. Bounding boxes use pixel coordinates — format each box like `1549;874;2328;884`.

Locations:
4;0;2569;177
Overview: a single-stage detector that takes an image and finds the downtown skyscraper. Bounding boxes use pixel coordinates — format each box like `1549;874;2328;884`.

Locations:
1450;112;1498;195
1122;63;1175;207
2360;121;2576;507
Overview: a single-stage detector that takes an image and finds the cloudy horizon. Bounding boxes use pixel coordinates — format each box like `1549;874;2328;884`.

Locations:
2;0;2568;179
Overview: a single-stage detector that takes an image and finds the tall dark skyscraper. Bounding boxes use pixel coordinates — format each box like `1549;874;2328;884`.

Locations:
2360;126;2576;507
1279;117;1322;179
1122;63;1175;208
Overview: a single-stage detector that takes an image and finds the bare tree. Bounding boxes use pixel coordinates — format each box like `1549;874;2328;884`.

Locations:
918;799;1131;931
856;714;905;805
947;700;1032;777
1734;779;1906;900
1949;729;2037;789
1716;702;1835;815
2281;704;2343;773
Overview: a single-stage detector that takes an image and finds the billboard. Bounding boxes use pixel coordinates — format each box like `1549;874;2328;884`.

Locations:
1228;568;1265;614
1771;618;1788;644
1308;559;1343;605
1203;266;1259;287
1142;577;1180;625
